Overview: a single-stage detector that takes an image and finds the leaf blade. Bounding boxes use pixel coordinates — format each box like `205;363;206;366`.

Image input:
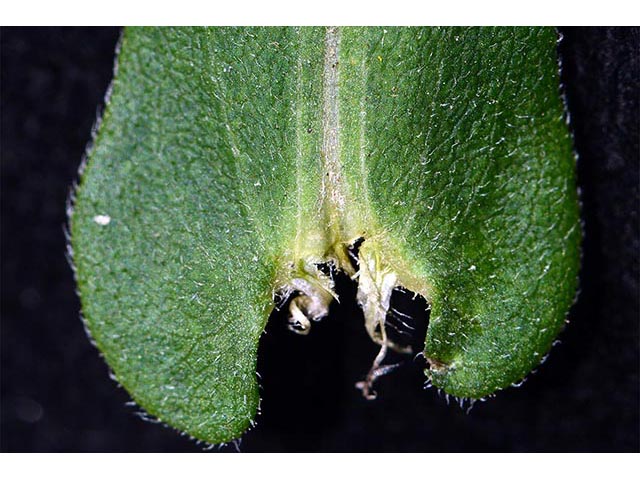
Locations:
72;27;580;443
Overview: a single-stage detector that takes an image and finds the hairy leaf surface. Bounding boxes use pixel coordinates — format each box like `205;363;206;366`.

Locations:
72;27;580;443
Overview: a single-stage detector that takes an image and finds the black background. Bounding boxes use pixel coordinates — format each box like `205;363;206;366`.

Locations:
1;27;638;452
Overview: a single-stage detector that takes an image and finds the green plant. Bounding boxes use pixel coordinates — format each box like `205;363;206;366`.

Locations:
71;27;580;444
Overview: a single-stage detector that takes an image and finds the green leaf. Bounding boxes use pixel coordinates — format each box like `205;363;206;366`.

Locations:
71;27;580;444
